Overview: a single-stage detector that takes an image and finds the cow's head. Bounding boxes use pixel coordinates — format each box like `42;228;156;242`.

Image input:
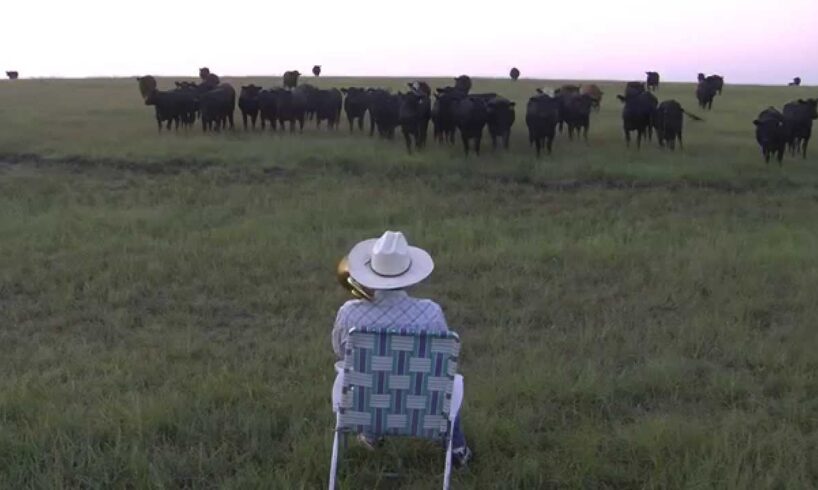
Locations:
136;75;157;101
454;75;472;93
241;84;262;97
800;99;818;119
199;67;210;80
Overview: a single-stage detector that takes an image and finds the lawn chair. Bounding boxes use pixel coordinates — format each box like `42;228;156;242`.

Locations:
329;327;463;490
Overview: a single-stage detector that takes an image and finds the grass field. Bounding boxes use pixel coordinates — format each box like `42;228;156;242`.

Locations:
1;77;817;489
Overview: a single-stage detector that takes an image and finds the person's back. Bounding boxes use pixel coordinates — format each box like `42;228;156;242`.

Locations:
333;289;447;358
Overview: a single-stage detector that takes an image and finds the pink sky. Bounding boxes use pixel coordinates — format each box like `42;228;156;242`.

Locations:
3;0;817;84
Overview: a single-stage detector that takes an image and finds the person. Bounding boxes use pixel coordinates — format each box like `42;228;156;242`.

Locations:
332;230;472;467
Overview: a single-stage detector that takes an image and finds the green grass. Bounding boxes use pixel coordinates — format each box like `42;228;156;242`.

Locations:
1;77;817;489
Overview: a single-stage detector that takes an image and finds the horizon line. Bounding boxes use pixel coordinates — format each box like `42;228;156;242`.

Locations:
3;75;813;88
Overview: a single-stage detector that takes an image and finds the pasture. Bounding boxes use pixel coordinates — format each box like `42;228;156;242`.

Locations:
1;77;817;489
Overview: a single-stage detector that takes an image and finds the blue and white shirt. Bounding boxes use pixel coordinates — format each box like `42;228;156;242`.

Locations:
332;290;449;358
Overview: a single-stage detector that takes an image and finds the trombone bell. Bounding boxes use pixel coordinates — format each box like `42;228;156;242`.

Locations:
337;256;374;301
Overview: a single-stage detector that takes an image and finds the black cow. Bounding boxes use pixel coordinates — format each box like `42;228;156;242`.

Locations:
283;70;300;89
789;77;801;86
625;81;646;98
753;108;787;165
198;70;220;90
200;84;236;132
525;94;559;156
313;65;321;77
553;85;580;133
783;98;818;158
6;71;18;80
652;100;702;150
455;96;489;156
697;73;706;83
297;84;320;121
696;79;718;110
275;87;307;132
238;85;262;130
340;87;369;132
257;89;278;130
368;89;400;138
432;88;463;144
454;75;472;94
172;81;200;127
706;75;724;94
398;91;432;153
408;81;432;97
486;96;516;150
562;93;594;141
510;68;520;81
617;91;658;148
315;88;343;129
646;72;660;91
137;76;197;132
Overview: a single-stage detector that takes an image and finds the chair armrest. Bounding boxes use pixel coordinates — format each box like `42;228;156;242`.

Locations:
450;374;464;419
332;371;345;413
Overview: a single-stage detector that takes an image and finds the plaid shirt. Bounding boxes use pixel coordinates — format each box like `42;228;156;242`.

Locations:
332;290;449;358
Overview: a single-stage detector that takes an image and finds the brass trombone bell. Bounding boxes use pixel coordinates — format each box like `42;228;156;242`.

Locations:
337;256;375;301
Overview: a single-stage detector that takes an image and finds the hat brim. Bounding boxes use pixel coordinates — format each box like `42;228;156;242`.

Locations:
347;238;434;290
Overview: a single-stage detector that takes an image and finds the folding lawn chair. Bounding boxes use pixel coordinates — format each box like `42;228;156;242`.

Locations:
329;327;464;490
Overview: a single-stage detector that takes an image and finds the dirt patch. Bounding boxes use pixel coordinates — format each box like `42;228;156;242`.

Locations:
0;151;808;194
0;152;290;181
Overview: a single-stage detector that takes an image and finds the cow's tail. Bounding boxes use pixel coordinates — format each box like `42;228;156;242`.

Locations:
683;110;704;121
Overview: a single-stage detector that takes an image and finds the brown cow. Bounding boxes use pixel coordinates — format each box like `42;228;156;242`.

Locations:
580;84;603;111
283;70;301;89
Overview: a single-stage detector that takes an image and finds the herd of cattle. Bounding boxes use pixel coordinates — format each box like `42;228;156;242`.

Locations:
132;68;816;162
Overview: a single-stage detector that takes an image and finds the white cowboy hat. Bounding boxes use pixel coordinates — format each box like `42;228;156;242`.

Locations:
347;231;434;290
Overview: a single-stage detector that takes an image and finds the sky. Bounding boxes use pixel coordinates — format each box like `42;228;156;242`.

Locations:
3;0;817;84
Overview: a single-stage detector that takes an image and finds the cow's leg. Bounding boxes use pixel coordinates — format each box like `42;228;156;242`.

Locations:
546;135;554;155
157;117;162;133
678;132;684;150
504;131;510;150
534;137;541;157
491;134;498;150
583;124;589;142
636;129;643;149
475;134;482;156
624;128;631;147
402;128;413;154
461;134;470;156
803;137;810;159
251;113;258;130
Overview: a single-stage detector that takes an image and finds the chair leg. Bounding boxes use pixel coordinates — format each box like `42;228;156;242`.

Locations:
443;374;464;490
329;413;341;490
443;420;455;490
